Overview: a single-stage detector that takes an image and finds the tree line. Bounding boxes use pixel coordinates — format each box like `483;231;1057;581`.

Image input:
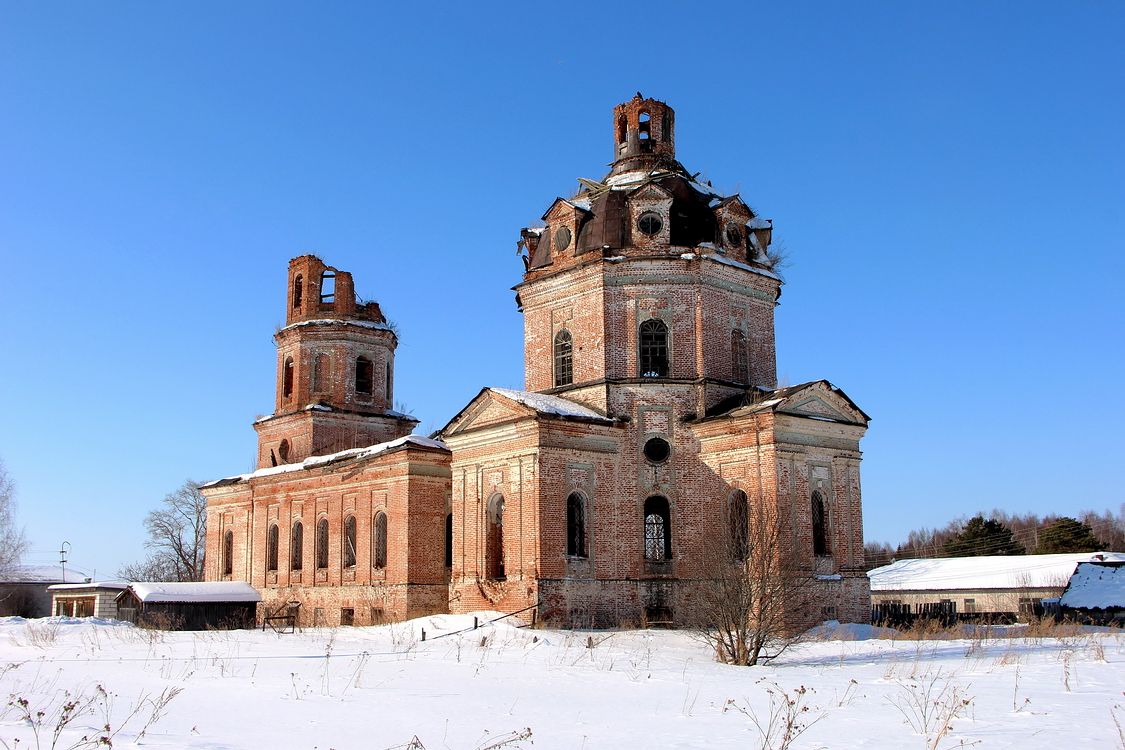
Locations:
864;506;1125;570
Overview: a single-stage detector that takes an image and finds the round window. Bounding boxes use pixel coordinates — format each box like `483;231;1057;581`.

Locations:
724;222;743;248
555;226;572;252
643;437;671;464
637;212;663;236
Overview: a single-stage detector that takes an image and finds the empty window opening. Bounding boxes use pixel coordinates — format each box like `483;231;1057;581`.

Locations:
312;353;330;394
267;524;279;572
729;490;749;562
385;362;392;402
320;271;336;305
554;329;573;387
643;436;671;464
291;521;304;571
278;439;290;463
554;225;572;252
616;113;627;144
370;607;385;624
644;496;672;561
486;495;505;579
355;357;373;395
340;608;354;627
566;492;587;558
661;110;672;142
343;515;357;568
293;275;303;309
724;222;744;250
731;330;749;384
964;598;977;613
316;518;329;569
445;512;453;568
812;491;830;556
637;211;663;236
373;512;388;569
222;530;233;576
283;357;295;398
638;110;651;140
639;318;669;377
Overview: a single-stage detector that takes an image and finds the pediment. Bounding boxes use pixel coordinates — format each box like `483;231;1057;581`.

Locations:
542;197;590;222
439;390;537;437
713;195;751;219
628;183;673;202
775;381;869;426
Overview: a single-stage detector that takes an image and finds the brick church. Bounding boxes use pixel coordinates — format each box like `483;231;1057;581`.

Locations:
201;95;871;628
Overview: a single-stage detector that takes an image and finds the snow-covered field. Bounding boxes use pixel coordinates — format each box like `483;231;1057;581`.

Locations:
0;614;1121;749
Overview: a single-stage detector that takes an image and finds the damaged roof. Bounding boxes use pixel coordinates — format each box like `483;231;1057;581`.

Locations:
696;380;870;425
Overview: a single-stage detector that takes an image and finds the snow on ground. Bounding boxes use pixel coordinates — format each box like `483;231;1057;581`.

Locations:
0;614;1121;749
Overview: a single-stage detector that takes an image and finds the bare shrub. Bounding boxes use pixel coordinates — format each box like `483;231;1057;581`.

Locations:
723;682;825;750
886;668;974;749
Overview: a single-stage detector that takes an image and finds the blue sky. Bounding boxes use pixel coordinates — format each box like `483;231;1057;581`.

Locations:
1;3;1122;578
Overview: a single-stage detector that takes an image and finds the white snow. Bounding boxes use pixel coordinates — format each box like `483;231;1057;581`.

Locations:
0;615;1120;748
869;552;1125;592
47;581;128;591
1060;562;1125;609
200;435;449;487
699;252;781;280
1;564;92;583
280;318;392;333
746;216;772;229
125;581;262;604
489;388;613;422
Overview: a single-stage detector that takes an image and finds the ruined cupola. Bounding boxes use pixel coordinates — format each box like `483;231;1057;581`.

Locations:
612;94;679;175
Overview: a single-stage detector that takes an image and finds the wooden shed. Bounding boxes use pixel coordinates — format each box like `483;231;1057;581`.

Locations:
115;582;260;630
1059;560;1125;625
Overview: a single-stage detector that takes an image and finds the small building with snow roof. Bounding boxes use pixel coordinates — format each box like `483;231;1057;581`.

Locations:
48;581;128;618
115;581;261;630
0;565;93;617
1058;560;1125;625
868;552;1125;620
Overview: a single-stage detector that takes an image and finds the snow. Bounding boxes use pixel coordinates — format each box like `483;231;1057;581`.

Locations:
1060;562;1125;609
200;435;449;487
869;552;1125;592
126;581;261;604
1;564;92;583
0;615;1120;748
47;581;128;591
280;318;392;333
489;387;613;422
746;216;772;229
699;252;781;280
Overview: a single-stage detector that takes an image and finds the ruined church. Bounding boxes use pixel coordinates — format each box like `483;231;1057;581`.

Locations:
201;95;871;628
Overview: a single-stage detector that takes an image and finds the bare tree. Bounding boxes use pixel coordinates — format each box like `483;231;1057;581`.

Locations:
0;459;29;575
693;492;818;666
119;480;206;582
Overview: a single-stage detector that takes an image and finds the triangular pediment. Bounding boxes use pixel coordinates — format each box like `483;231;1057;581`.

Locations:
713;194;751;219
438;389;538;437
628;182;673;202
541;197;590;222
775;381;868;425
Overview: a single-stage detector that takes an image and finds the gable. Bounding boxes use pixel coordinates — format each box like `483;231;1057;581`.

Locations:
628;183;673;202
440;390;537;437
775;381;869;426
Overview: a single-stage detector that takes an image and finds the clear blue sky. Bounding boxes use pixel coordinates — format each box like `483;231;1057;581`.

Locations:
1;3;1122;578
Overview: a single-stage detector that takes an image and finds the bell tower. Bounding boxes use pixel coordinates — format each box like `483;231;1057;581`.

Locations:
253;255;418;468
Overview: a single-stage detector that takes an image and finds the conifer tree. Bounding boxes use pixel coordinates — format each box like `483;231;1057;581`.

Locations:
1034;517;1104;554
942;516;1025;557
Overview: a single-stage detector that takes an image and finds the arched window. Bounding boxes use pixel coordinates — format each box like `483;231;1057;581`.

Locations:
291;521;304;571
731;330;749;383
278;439;290;463
643;496;672;561
486;495;505;579
283;357;295;398
355;357;373;395
639;319;669;377
320;270;336;305
554;329;573;387
373;512;388;569
661;110;672;142
445;512;453;568
638;110;651;141
293;275;303;309
566;492;587;558
616;113;627;144
267;524;279;572
343;516;357;568
222;530;233;576
385;361;392;402
729;490;749;562
812;491;830;556
312;353;330;394
316;518;329;569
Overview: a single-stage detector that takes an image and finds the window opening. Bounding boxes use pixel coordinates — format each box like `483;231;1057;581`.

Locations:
638;110;651;140
554;329;573;387
637;211;663;236
385;362;392;402
293;275;303;309
291;521;304;571
731;330;749;383
729;490;749;562
486;495;505;579
222;530;233;576
644;496;672;561
373;512;388;569
283;357;294;398
316;518;329;569
639;318;669;377
616;113;627;144
661;110;672;141
566;492;587;558
278;439;290;463
355;357;373;395
643;436;670;464
340;608;354;626
724;222;743;249
320;271;336;304
445;512;453;568
555;226;571;252
266;524;279;572
812;491;830;556
343;516;357;568
312;353;330;394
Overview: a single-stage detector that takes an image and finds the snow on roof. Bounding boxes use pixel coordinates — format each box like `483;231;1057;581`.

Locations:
125;581;261;604
869;552;1125;592
1059;562;1125;610
280;318;392;333
201;435;449;488
488;388;613;422
1;565;92;584
48;581;129;591
746;217;772;229
699;252;781;280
